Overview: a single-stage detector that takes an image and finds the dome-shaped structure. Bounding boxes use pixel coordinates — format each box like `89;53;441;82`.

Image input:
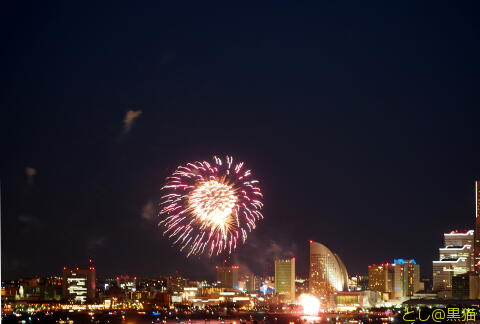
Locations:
309;241;348;307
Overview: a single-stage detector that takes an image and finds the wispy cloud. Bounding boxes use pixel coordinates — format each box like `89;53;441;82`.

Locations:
123;110;142;134
25;167;37;185
141;201;156;220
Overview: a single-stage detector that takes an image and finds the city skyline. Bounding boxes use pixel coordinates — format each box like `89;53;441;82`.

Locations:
2;181;480;281
3;193;480;311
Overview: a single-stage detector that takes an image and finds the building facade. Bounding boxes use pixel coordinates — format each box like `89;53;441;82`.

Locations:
348;275;368;291
368;259;420;300
116;275;137;291
216;265;239;289
2;277;62;302
62;263;96;303
309;241;348;309
368;263;393;298
334;290;381;309
432;230;474;295
274;258;295;302
391;259;420;298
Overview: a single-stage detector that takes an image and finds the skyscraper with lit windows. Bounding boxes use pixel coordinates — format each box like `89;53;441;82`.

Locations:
309;241;348;309
433;230;473;296
368;259;420;300
392;258;420;298
274;258;295;302
368;263;393;296
62;259;96;303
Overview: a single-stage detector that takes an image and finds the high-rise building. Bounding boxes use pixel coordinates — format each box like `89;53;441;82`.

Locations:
391;259;420;298
368;263;394;296
216;265;239;289
62;259;96;303
274;258;295;302
474;181;480;272
368;259;420;300
309;241;348;309
432;230;474;295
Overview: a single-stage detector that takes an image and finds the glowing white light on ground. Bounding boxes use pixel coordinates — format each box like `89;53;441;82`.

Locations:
300;294;320;316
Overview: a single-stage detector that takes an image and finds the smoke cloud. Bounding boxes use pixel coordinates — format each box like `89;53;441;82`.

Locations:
234;238;297;276
123;110;142;134
141;201;156;220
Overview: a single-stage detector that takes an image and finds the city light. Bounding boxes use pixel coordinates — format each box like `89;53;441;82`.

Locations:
300;294;320;316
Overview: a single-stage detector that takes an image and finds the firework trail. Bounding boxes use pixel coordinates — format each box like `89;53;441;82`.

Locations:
159;156;264;256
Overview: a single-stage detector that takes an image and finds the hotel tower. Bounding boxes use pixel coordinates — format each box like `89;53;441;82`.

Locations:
309;241;348;309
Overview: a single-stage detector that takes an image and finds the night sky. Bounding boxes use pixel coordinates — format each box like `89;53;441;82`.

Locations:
1;1;479;281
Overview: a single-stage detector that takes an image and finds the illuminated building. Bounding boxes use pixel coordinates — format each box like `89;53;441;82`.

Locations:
348;275;368;291
167;275;185;293
216;265;239;289
1;280;18;301
309;241;348;308
442;230;474;268
391;259;420;298
62;259;96;303
259;276;275;294
181;286;199;302
334;290;381;309
295;277;309;295
368;259;420;300
432;230;474;296
274;258;295;302
474;181;480;272
240;273;261;293
116;275;137;291
2;276;62;302
368;263;393;297
246;275;274;294
238;273;252;292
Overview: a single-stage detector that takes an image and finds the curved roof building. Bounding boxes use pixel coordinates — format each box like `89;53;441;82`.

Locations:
309;241;348;308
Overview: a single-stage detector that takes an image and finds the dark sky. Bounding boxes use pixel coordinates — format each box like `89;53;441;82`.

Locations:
1;1;479;281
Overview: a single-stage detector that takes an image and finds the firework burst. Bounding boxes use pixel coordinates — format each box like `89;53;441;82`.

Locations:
159;156;264;256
